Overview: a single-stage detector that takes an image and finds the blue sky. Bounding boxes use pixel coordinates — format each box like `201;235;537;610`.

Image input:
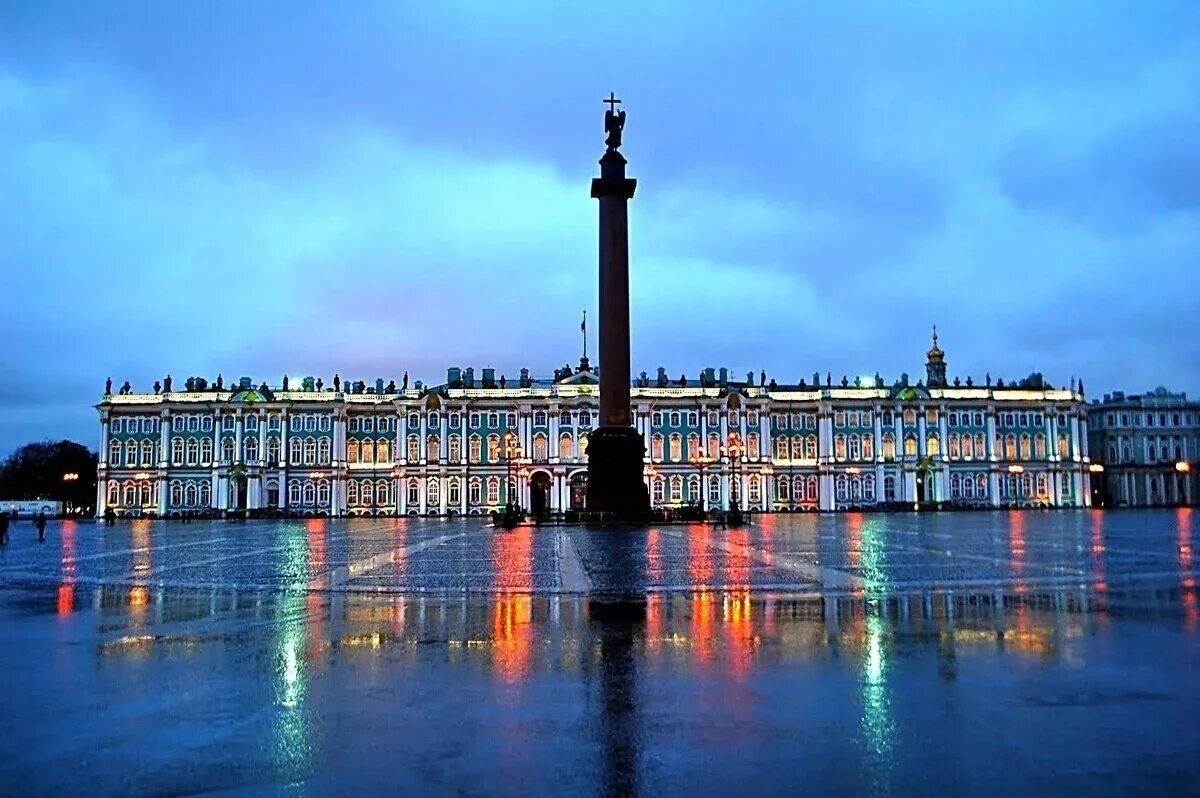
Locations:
1;1;1197;454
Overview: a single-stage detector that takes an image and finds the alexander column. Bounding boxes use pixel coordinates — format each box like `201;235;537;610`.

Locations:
586;92;650;518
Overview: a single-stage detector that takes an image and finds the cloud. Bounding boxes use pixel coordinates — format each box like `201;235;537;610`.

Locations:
0;2;1198;453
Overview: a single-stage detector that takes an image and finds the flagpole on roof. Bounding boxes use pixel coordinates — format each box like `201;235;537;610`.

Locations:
581;310;587;362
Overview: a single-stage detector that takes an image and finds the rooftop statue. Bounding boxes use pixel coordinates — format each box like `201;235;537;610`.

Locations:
603;92;626;151
105;377;112;395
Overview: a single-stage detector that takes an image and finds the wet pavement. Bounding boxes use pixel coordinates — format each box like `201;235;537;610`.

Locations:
1;510;1198;795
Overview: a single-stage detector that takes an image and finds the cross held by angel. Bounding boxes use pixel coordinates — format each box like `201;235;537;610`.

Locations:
603;91;626;151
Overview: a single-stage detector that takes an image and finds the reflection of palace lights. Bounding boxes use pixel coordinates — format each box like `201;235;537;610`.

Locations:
1007;465;1025;473
1177;461;1192;474
1088;464;1105;473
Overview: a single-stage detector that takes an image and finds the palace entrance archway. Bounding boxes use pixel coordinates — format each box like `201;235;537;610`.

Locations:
530;471;552;518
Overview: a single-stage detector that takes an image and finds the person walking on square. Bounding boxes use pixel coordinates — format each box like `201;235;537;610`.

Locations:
35;511;47;542
104;506;116;527
0;512;8;545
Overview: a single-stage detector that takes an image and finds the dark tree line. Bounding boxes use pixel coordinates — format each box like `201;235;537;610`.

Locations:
0;440;97;513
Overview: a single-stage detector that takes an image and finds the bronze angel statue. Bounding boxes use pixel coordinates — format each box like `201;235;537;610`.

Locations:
604;107;626;150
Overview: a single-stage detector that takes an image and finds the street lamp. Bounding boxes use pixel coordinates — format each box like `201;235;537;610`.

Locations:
690;452;712;513
1176;461;1192;474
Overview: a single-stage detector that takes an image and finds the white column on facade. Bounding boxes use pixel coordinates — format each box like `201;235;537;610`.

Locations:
917;411;927;458
419;413;428;464
280;410;289;466
938;408;949;463
985;410;997;461
759;408;770;460
159;411;171;467
213;411;221;464
460;407;468;463
1070;415;1082;460
234;412;244;464
700;404;708;447
156;476;168;515
1079;415;1090;459
642;411;651;459
440;413;449;460
1046;410;1057;463
720;412;729;450
399;475;408;514
873;409;884;464
258;415;266;466
549;406;560;463
395;407;405;464
988;470;1000;507
418;477;427;515
440;477;448;515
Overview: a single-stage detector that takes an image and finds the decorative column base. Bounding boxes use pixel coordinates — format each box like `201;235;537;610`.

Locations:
586;426;650;520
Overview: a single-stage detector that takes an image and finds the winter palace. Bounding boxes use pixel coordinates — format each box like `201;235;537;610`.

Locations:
95;334;1094;517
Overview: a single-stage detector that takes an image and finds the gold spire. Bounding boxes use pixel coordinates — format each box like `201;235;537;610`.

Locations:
926;324;944;363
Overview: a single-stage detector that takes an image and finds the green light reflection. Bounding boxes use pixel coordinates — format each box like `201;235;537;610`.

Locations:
272;522;312;776
859;609;895;790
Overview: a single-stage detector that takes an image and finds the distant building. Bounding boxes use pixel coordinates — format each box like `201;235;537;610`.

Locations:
95;332;1093;517
1087;388;1198;507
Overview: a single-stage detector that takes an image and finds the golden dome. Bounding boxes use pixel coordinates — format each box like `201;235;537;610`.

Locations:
926;325;944;363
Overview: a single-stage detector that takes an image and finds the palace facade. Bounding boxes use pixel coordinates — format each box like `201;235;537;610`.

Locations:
1086;388;1198;507
96;335;1093;517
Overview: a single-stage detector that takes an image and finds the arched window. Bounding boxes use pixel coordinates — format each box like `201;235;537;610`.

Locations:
560;410;572;426
962;435;973;460
290;438;302;463
171;439;184;465
707;433;720;459
181;482;195;506
347;480;360;506
140;440;154;466
708;475;721;505
687;433;701;461
807;475;819;502
884;475;896;501
139;481;153;506
426;436;439;462
487;434;501;462
408;478;420;505
304;438;317;465
559;433;573;460
302;481;316;505
806;436;818;460
199;481;211;506
848;435;860;461
949;434;961;459
834;435;846;461
904;436;918;457
487;412;499;427
267;437;280;463
361;439;375;464
1004;435;1017;460
747;475;761;505
170;481;183;506
107;480;120;506
669;433;682;462
746;432;760;460
850;477;862;501
964;475;975;499
533;411;547;426
486;477;500;505
975;433;986;459
793;475;805;502
790;435;803;460
688;475;701;502
533;433;548;461
361;480;374;507
125;440;137;465
447;478;460;506
347;440;360;464
835;475;847;502
1034;434;1046;459
578;410;592;427
669;475;683;502
408;435;420;461
862;435;874;461
882;434;895;461
669;411;681;427
1058;433;1070;459
448;435;461;462
245;414;258;431
289;480;302;505
776;437;789;461
469;478;482;504
977;474;987;498
777;475;790;501
1035;473;1048;498
926;435;940;457
1019;434;1031;460
245;437;259;462
377;439;390;463
222;437;235;462
316;479;330;505
903;409;916;427
951;472;961;498
651;434;664;461
864;475;875;501
651;476;664;505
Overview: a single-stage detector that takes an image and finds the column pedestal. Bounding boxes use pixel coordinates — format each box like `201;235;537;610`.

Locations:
586;426;650;517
